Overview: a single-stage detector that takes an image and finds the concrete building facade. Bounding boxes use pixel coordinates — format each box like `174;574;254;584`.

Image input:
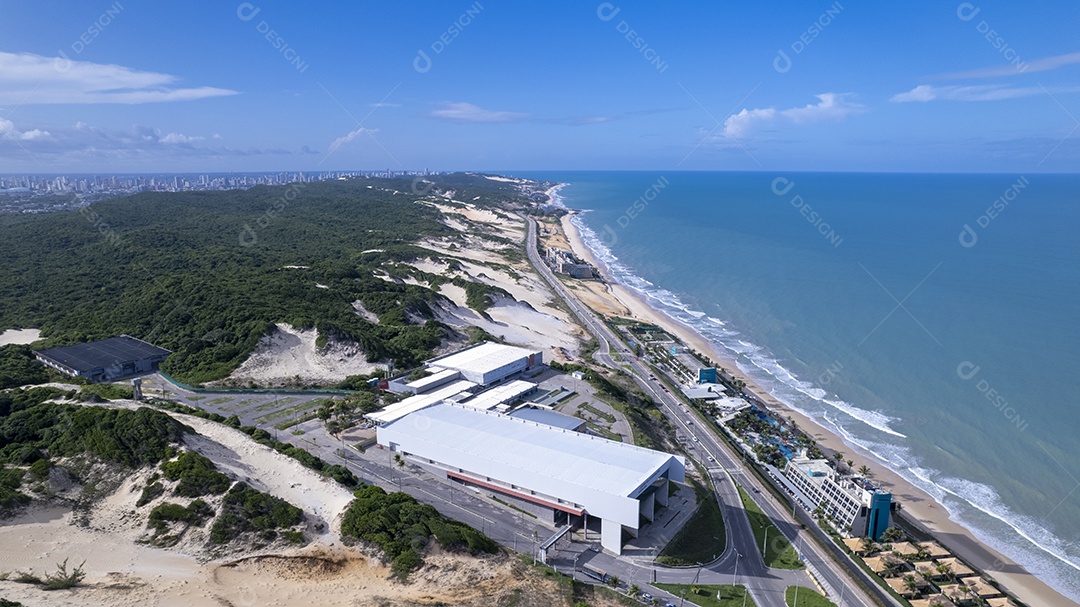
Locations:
377;403;685;555
784;454;892;540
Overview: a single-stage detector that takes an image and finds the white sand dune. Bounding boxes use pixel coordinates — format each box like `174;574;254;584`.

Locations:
218;323;380;387
0;328;41;346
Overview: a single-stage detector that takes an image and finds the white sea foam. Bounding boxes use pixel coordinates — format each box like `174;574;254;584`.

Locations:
569;192;1080;603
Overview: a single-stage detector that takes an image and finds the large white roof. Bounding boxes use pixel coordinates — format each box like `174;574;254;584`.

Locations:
405;368;461;393
366;379;477;424
459;380;536;411
381;403;679;500
428;341;538;374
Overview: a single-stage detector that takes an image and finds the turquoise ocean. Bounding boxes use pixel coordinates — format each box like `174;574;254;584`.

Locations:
510;171;1080;601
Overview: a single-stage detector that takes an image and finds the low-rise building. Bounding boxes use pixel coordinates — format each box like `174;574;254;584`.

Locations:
34;335;170;383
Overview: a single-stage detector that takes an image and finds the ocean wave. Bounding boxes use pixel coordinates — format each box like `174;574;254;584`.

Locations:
903;467;1080;595
574;211;909;440
569;192;1080;602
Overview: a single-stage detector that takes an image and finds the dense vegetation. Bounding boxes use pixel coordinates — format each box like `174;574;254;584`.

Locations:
209;482;303;544
0;345;50;390
341;484;498;579
0;175;535;384
148;499;215;532
161;451;232;498
0;389;189;468
0;387;190;514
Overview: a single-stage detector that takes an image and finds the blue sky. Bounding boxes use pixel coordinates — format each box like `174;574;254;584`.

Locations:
1;1;1078;173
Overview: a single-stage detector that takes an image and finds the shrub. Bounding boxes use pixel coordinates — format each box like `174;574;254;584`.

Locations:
136;481;166;507
29;458;52;479
160;451;232;497
41;558;85;591
391;549;421;579
209;483;303;544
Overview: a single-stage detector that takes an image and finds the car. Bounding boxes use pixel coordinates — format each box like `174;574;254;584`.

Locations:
708;456;716;462
666;602;677;607
692;436;699;442
640;592;653;601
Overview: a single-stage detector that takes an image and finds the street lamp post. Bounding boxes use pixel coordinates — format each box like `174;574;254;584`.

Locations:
732;551;740;586
762;526;769;557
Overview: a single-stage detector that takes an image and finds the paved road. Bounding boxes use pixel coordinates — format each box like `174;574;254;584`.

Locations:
526;216;894;607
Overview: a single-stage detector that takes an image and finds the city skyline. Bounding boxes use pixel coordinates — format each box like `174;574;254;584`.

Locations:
1;2;1078;173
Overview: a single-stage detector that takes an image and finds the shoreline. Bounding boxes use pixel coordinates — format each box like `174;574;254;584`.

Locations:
556;209;1077;607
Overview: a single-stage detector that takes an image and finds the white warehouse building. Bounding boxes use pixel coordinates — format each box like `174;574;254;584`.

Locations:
424;341;543;385
377;403;685;555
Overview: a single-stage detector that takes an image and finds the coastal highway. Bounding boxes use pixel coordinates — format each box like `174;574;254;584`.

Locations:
525;217;896;607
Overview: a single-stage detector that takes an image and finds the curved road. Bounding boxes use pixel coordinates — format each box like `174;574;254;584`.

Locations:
526;216;896;607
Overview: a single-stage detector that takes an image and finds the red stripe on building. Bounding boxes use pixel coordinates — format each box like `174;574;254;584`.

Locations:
447;471;585;516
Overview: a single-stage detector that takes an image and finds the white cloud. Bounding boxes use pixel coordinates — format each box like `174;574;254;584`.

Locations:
429;102;528;123
890;84;1080;103
722;93;862;138
0;51;237;105
0;119;301;163
328;126;379;152
160;132;204;144
936;51;1080;80
0;118;51;141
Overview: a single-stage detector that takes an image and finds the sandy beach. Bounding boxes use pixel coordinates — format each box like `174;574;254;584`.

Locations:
557;211;1077;607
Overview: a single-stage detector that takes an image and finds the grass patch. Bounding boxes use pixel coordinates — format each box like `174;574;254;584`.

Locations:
579;402;616;423
657;479;726;566
737;485;803;570
785;586;835;607
206;397;235;406
247;397;300;416
586;423;623;442
253;400;322;425
273;411;318;431
654;583;755;607
218;398;259;412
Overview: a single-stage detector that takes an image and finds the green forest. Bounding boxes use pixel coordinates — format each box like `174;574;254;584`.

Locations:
0;175;536;385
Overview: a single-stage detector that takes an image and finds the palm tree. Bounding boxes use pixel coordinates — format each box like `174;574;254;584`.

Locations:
903;574;919;596
858;464;872;477
846;459;854;473
935;562;953;581
628;584;640;597
832;451;844;471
